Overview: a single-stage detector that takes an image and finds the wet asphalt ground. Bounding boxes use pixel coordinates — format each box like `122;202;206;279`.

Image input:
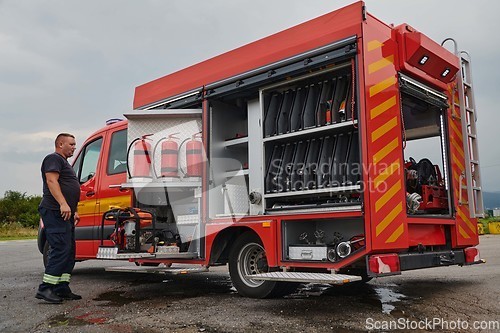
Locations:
0;235;498;333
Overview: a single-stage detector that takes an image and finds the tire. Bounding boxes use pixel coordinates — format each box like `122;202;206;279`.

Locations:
228;232;298;298
42;242;49;269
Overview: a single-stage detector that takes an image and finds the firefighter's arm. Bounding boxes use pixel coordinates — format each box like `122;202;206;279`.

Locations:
45;172;72;221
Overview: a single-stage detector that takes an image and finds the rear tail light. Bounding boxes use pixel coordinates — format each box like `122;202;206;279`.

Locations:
464;247;481;264
368;253;401;276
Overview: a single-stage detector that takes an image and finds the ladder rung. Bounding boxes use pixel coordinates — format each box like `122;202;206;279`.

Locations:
468;133;477;139
471;160;479;165
466;107;474;113
473;186;481;191
464;82;472;88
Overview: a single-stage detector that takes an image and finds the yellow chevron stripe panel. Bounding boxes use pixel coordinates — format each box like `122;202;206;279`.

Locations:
373;138;398;164
452;154;465;172
374;160;400;189
372;117;397;142
451;138;465;158
368;55;394;74
375;181;402;212
457;208;476;234
369;76;397;97
385;223;404;243
376;203;403;236
458;225;471;239
370;96;396;120
449;121;463;141
368;40;384;51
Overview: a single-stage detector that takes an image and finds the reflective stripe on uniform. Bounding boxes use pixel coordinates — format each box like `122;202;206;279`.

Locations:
43;274;61;285
60;273;71;283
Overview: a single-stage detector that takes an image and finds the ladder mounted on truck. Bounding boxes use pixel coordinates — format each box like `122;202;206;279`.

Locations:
443;38;484;218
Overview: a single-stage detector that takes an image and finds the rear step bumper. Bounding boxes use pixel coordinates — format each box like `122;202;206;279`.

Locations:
245;272;362;284
399;249;483;271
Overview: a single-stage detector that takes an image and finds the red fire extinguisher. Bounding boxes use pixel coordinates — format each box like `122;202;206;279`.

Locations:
186;132;203;177
127;134;153;178
158;133;179;178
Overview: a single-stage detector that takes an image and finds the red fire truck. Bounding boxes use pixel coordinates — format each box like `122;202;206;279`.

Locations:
39;1;484;298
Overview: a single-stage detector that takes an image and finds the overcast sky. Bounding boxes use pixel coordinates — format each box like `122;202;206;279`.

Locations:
0;0;499;196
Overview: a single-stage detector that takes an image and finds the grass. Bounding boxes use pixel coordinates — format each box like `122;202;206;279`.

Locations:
0;223;37;241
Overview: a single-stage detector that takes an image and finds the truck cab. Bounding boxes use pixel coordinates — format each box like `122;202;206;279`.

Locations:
73;119;132;259
39;119;132;261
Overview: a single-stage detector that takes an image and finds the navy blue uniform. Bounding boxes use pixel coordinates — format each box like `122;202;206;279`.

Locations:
39;153;80;294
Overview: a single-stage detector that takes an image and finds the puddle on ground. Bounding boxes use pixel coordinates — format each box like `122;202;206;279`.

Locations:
286;282;409;316
287;283;332;298
373;286;407;314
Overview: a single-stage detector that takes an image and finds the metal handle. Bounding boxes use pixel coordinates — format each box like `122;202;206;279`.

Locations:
301;250;313;259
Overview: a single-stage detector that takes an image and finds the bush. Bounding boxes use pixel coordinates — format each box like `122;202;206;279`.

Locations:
0;191;42;228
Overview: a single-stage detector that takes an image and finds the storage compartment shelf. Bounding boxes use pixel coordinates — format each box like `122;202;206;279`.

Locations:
223;169;249;178
263;120;357;143
222;136;248;148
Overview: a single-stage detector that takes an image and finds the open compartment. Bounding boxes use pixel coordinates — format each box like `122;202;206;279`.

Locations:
282;217;365;262
209;99;252;218
261;63;361;214
399;75;452;216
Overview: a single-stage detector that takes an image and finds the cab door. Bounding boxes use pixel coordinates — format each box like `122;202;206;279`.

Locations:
93;125;131;252
73;135;104;258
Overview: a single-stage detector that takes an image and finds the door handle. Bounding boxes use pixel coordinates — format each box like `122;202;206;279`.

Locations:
119;188;130;193
86;191;95;197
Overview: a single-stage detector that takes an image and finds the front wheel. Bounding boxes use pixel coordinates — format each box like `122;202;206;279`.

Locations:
228;232;298;298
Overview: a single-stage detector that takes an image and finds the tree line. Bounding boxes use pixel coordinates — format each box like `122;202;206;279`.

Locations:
0;191;41;228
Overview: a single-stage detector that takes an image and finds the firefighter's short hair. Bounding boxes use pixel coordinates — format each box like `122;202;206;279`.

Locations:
55;133;75;146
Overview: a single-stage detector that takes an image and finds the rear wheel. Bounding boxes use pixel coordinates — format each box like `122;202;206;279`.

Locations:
228;232;298;298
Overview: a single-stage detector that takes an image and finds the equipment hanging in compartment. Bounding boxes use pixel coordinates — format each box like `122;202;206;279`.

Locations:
289;87;307;132
276;90;296;135
317;79;335;126
303;138;323;190
262;67;355;138
263;131;360;194
302;82;322;129
317;135;337;188
265;144;285;193
264;93;283;137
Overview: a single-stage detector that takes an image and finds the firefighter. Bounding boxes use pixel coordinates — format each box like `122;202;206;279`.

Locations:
36;133;82;304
